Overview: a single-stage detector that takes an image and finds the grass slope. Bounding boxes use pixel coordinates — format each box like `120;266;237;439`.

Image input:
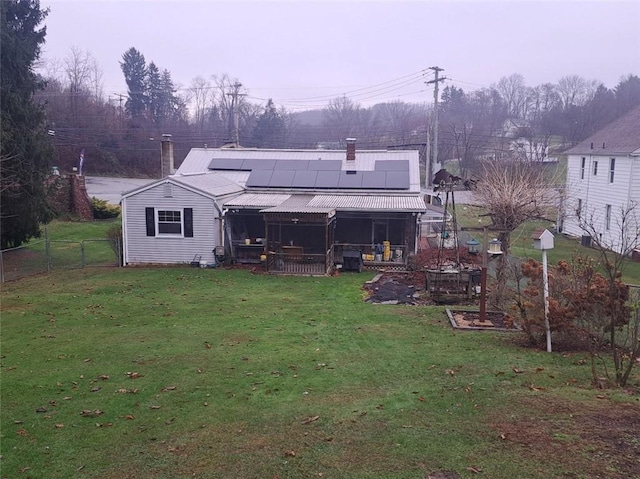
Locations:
2;267;639;479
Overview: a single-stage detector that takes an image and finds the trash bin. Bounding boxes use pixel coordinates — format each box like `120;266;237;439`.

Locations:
342;250;363;272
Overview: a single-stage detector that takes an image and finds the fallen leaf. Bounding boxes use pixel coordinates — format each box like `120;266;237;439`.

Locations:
49;400;58;406
418;397;426;402
499;433;507;440
301;415;320;425
150;405;161;409
161;386;176;392
91;387;101;392
445;369;456;376
466;466;482;473
35;406;47;413
124;414;135;420
80;409;103;417
126;372;143;379
204;342;211;349
55;423;64;429
528;384;546;392
98;375;110;380
284;450;296;457
16;429;29;436
512;367;524;374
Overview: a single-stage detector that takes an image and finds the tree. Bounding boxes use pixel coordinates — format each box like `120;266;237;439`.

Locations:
1;0;54;248
120;47;147;122
614;74;640;116
473;158;558;307
251;99;286;148
578;201;640;387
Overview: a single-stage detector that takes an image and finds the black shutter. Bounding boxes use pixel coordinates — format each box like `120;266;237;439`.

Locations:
184;208;193;237
145;208;155;236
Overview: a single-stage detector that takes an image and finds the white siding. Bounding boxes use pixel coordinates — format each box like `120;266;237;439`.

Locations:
123;182;220;265
564;153;639;253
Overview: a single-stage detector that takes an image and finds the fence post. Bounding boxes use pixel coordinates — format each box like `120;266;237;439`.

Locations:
81;241;86;267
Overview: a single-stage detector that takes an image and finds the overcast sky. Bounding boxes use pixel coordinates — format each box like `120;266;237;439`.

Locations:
40;0;639;111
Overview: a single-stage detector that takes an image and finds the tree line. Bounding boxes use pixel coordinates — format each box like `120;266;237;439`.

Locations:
2;0;640;247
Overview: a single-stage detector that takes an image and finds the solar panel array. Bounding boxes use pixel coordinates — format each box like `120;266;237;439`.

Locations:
208;158;410;190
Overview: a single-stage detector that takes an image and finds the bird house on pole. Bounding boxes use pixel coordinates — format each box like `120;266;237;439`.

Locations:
532;229;554;250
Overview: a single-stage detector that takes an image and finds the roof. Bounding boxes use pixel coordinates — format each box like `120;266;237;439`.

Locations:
564;105;640;156
223;192;427;213
121;173;243;200
174;147;421;193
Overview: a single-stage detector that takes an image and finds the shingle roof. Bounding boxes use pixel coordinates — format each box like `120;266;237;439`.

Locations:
564;105;640;156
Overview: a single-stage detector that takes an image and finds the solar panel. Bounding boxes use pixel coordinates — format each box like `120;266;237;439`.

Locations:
241;159;277;170
375;160;409;171
268;170;295;187
338;172;363;188
246;169;274;187
274;160;310;170
292;170;318;188
361;171;387;188
315;170;341;188
384;171;410;189
208;159;246;170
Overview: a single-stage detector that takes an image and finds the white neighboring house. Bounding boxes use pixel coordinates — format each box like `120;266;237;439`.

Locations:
562;106;640;254
121;174;243;265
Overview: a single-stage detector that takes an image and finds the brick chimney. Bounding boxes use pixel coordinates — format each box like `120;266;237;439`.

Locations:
346;138;356;161
160;134;174;178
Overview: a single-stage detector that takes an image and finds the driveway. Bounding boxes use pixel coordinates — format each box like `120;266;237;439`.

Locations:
85;176;153;204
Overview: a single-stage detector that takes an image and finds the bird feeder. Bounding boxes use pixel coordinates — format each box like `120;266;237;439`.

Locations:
488;238;503;255
466;238;480;254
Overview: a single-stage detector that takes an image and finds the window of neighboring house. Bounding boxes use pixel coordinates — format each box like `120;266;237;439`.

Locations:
576;199;582;219
581;157;586;179
593;160;598;176
609;158;615;183
605;204;611;231
145;207;193;237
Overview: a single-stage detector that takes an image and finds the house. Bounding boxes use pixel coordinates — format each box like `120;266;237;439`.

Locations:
121;138;431;273
562;106;640;254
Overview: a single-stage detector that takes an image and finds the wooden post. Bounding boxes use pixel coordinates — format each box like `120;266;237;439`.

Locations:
480;226;488;322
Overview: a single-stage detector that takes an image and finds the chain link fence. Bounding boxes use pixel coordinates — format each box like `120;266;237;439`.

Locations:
0;238;121;282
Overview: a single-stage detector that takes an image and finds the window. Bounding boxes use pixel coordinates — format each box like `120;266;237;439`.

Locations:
158;210;182;234
593;160;598;176
605;204;611;231
576;199;582;219
580;157;586;179
145;207;193;237
609;158;615;183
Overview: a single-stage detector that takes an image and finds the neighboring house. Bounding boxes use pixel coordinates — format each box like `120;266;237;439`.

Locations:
562;105;640;254
121;138;431;273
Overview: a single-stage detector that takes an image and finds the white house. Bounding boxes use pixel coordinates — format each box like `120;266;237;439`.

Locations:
121;139;433;273
562;106;640;254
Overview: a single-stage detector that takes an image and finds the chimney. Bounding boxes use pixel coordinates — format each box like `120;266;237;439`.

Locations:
160;134;174;178
346;138;356;161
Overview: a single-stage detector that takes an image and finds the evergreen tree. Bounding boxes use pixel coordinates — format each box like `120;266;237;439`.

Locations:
120;47;147;122
1;0;54;248
252;99;285;147
146;61;162;126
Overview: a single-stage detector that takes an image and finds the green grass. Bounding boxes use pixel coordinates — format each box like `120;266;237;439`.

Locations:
2;266;639;479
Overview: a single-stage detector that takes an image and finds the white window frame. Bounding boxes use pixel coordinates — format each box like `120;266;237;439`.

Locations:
593;160;598;176
580;157;586;179
605;204;611;231
157;209;183;236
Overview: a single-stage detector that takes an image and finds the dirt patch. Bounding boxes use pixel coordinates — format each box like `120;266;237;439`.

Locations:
490;395;640;479
447;309;519;331
363;271;427;304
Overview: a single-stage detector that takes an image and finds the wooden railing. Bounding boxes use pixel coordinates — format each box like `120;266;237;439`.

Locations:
267;251;328;275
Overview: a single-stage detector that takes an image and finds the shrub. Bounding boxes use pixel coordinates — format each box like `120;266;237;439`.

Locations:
106;223;123;265
92;197;121;219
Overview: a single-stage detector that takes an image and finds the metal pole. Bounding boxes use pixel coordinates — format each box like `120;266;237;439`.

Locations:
542;248;552;352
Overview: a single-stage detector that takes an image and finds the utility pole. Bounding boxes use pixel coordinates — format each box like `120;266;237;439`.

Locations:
226;82;245;147
426;66;447;187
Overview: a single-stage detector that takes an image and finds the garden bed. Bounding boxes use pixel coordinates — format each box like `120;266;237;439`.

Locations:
446;308;520;331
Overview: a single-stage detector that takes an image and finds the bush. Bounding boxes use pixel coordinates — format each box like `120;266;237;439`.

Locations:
106;223;123;266
92;197;121;219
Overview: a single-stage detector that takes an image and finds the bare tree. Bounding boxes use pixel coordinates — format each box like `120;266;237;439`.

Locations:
473;158;559;306
188;75;212;134
496;73;527;118
579;201;640;387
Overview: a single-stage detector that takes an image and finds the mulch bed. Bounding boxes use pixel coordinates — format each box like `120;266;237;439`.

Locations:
363;271;427;304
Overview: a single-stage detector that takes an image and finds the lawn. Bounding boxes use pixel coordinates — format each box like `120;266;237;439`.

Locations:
1;266;639;479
